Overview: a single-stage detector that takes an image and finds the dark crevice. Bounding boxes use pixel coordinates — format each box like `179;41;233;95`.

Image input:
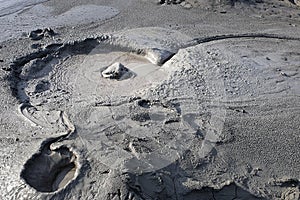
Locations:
212;189;217;200
232;185;238;200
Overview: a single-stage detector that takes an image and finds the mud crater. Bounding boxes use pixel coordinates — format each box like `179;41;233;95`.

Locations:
9;38;103;104
9;35;172;107
21;142;79;193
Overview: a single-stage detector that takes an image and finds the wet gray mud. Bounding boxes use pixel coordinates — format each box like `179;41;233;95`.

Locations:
9;32;300;103
184;183;264;200
125;164;266;200
4;24;300;199
19;106;80;193
21;139;78;192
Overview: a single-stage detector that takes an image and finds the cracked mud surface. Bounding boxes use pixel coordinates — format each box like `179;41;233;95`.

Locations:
0;0;300;200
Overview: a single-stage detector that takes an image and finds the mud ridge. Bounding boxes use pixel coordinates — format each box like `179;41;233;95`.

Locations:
186;33;300;47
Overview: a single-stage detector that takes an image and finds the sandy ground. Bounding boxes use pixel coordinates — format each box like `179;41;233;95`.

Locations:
0;0;300;199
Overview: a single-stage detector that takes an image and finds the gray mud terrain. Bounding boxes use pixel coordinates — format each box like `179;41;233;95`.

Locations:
0;0;300;199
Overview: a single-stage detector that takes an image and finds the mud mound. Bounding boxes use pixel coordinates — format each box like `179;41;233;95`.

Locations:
7;26;300;199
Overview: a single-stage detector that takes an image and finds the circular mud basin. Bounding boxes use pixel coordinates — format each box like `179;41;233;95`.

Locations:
21;146;78;193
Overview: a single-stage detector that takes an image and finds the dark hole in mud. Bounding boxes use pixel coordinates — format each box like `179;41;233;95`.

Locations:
34;80;50;93
21;145;78;193
29;28;56;41
137;99;151;108
277;178;299;187
31;43;42;49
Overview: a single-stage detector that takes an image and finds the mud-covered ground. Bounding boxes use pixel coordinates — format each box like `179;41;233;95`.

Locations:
0;0;300;199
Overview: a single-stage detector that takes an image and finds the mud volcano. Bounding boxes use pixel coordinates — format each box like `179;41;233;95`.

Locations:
21;143;78;193
4;25;300;199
